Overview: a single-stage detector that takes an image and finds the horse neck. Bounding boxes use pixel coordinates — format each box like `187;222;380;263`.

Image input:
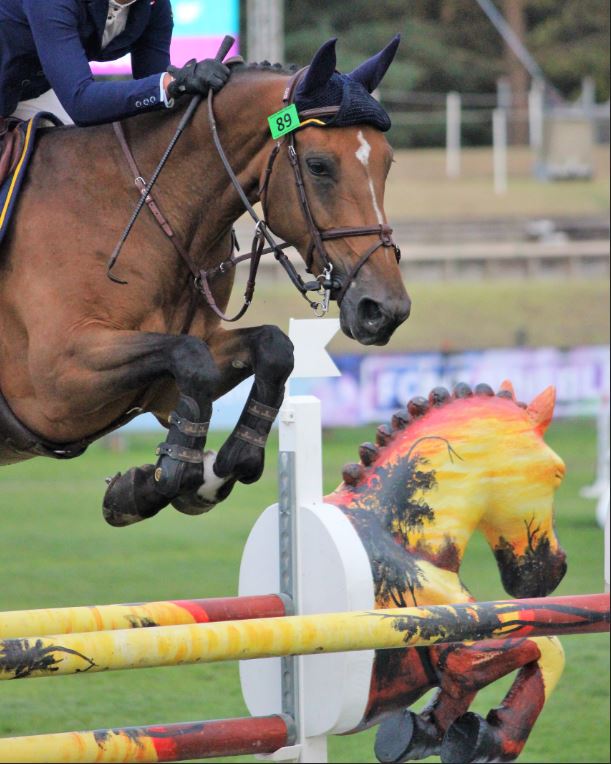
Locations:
326;403;512;572
122;71;287;258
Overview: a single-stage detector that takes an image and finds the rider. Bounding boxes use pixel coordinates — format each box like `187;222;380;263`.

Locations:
0;0;230;126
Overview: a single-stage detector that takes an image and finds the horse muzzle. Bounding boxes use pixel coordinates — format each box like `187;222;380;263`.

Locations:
339;290;411;346
499;546;568;599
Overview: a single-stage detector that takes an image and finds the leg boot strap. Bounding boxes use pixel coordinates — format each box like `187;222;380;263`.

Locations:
155;442;204;464
235;424;267;448
246;400;279;422
168;412;210;437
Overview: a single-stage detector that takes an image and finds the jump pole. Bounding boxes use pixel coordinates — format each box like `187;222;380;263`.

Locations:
0;594;289;640
0;594;608;682
0;716;296;764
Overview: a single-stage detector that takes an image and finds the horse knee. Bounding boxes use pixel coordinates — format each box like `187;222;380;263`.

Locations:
253;325;294;381
169;336;222;397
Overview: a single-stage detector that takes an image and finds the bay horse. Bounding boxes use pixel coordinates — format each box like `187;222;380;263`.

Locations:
326;381;568;763
0;38;410;525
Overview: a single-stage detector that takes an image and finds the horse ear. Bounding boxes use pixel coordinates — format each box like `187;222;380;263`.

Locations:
348;34;401;93
527;386;556;435
299;38;338;97
499;380;516;399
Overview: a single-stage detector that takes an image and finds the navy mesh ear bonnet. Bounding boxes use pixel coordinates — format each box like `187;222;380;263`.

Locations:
296;74;392;132
294;36;400;133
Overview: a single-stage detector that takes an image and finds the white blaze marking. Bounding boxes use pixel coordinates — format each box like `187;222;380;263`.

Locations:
356;130;371;166
355;130;385;225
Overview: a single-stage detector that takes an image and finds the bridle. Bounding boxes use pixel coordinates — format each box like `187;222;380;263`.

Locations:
259;68;401;305
110;65;401;322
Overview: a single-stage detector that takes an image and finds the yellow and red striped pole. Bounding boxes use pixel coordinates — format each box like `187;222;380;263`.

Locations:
0;594;288;639
0;594;607;681
0;715;295;764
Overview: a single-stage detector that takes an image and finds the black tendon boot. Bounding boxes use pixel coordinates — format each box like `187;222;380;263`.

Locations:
154;394;209;498
102;394;209;527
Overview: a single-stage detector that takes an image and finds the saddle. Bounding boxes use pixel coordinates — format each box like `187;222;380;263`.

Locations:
0;117;25;189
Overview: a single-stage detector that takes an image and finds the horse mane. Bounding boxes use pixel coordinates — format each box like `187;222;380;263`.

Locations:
341;382;528;486
230;61;300;76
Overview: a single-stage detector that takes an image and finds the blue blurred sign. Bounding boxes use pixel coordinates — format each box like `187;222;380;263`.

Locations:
172;0;239;36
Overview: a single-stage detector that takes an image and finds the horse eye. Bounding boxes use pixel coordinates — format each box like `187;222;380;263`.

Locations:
306;159;330;177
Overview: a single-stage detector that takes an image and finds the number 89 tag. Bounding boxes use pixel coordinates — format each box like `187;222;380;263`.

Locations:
268;104;301;139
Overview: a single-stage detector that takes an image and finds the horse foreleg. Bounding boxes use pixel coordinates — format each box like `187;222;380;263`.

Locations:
169;324;294;515
375;638;544;763
440;636;565;763
61;329;221;526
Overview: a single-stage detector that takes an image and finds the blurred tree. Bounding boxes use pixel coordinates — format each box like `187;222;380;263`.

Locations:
240;0;610;146
527;0;610;101
504;0;530;144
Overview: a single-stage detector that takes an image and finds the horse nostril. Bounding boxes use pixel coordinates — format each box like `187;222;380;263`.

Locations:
358;298;385;329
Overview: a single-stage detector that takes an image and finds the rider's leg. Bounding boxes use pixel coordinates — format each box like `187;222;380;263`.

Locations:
12;89;73;125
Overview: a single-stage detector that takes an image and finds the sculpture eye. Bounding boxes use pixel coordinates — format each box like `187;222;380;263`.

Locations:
306;159;330;177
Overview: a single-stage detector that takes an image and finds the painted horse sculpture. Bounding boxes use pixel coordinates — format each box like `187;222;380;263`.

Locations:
0;38;410;525
326;381;568;763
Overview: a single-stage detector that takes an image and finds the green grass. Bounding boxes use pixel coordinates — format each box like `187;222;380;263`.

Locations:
0;418;608;763
384;145;610;220
229;278;610;354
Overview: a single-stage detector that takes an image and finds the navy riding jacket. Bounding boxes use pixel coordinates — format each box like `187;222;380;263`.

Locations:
0;0;173;125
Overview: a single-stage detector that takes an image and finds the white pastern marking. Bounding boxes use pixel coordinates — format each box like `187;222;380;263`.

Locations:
355;130;384;225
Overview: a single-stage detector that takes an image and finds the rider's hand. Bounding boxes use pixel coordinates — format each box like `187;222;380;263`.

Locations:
166;59;230;99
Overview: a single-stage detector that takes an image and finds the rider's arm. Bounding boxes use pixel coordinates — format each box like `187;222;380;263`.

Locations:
130;0;173;79
22;0;172;127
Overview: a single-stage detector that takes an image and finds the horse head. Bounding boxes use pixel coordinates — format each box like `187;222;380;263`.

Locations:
477;382;567;597
326;381;567;606
261;38;411;345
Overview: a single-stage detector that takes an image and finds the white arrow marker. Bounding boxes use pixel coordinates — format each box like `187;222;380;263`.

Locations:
289;318;341;381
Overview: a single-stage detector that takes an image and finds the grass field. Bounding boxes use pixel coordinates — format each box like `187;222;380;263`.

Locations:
383;145;610;221
226;278;610;355
0;417;608;763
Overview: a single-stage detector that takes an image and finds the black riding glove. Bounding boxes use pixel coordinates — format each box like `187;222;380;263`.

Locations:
166;58;230;99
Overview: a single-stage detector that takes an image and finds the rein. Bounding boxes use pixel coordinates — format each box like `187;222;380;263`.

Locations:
109;65;401;322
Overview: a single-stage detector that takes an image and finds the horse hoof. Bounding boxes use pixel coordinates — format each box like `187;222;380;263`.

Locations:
103;465;169;527
172;451;234;515
440;712;499;764
375;710;441;762
171;491;216;515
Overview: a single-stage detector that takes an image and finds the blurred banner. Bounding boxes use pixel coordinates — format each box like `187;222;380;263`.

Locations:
91;0;240;76
305;345;610;424
125;345;610;431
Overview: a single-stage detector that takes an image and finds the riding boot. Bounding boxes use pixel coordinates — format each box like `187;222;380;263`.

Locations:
154;393;209;498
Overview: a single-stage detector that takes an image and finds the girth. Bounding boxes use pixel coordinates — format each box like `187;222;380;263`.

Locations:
0;387;89;465
0;386;144;465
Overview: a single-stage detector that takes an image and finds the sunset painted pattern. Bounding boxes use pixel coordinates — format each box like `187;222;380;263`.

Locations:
326;383;567;607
